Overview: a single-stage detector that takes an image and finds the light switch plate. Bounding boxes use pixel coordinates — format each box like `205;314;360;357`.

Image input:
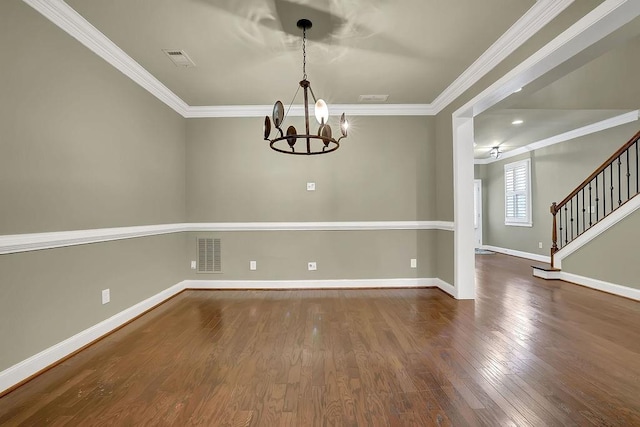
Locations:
102;289;110;305
307;182;316;191
410;258;417;268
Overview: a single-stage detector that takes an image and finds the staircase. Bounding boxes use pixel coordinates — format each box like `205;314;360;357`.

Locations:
533;129;640;278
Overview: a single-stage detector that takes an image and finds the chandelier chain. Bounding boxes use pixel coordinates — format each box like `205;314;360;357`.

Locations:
302;27;307;80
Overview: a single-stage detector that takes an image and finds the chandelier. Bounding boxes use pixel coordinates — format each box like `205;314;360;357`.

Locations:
263;19;348;155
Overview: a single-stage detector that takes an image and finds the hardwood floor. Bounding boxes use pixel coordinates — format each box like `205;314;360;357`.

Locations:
1;254;639;426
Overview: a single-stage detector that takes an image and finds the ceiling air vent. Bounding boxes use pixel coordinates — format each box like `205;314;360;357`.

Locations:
197;237;222;273
358;94;389;103
162;49;196;67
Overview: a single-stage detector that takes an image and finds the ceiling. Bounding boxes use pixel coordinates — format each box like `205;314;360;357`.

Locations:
22;0;640;160
64;0;536;106
474;18;640;160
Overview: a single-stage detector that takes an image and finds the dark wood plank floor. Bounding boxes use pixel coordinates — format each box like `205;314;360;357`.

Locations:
1;254;639;426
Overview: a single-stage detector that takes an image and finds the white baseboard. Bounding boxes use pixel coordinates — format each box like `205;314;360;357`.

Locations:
560;272;640;301
435;278;456;297
533;268;561;280
0;277;454;395
184;278;451;291
0;282;186;396
482;245;551;263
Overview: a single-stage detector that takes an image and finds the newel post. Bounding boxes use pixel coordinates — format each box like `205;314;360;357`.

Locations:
550;202;558;267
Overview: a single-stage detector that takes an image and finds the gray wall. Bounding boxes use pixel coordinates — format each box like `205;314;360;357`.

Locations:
562;208;640;290
186;116;435;222
183;230;436;281
478;121;639;256
0;1;186;371
185;116;439;279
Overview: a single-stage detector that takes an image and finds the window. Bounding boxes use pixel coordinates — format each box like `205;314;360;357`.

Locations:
504;158;532;226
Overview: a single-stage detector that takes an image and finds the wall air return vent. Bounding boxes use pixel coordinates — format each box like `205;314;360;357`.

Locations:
197;237;221;273
162;49;196;67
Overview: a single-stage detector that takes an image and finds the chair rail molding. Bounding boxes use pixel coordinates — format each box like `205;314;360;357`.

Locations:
0;221;455;255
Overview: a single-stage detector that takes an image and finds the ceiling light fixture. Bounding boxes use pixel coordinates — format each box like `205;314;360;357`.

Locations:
489;146;502;159
512;119;524;125
263;19;348;155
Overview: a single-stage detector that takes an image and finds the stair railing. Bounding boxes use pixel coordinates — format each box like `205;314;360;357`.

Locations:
550;129;640;267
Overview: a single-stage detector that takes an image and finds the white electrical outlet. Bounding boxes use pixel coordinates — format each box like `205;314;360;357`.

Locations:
538;242;543;249
101;289;110;305
410;258;417;268
250;260;257;271
308;262;317;271
307;182;316;191
190;260;197;270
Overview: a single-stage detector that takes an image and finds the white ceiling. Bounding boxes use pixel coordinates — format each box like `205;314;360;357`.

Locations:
63;0;537;106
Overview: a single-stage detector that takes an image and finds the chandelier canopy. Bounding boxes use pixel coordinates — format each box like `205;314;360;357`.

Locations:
263;19;348;155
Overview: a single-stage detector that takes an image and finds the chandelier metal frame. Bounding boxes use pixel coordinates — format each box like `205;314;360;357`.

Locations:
263;19;348;155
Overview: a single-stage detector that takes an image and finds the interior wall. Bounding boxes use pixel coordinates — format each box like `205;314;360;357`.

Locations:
0;1;187;372
479;121;639;255
186;116;435;222
562;208;640;289
183;230;436;281
185;116;439;279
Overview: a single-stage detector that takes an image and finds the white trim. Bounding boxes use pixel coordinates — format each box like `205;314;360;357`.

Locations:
0;221;454;255
533;268;561;280
456;0;640;119
434;278;456;297
188;221;455;232
560;272;640;301
0;281;186;396
23;0;570;118
475;110;640;164
22;0;190;117
482;245;551;263
0;224;187;255
453;116;477;300
431;0;574;114
0;277;454;394
554;195;640;269
184;278;442;290
185;104;436;118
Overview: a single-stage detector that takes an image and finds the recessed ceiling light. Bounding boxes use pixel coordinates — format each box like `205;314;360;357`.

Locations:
512;119;524;125
513;87;522;93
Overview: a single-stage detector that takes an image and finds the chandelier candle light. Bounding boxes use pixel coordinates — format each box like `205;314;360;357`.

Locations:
263;19;348;155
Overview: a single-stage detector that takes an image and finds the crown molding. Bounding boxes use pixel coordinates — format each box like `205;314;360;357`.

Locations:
184;103;436;118
24;0;569;119
430;0;574;114
474;110;640;165
22;0;190;116
0;221;454;255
